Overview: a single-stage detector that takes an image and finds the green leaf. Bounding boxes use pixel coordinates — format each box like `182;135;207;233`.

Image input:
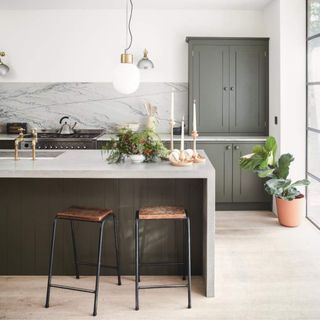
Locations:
291;179;311;188
265;136;277;153
256;168;275;178
274;153;294;179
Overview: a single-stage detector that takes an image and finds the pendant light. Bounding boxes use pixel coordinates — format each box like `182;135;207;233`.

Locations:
113;0;140;95
137;49;154;69
0;52;10;76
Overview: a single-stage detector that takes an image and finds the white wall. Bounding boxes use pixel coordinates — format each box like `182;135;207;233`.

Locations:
0;9;264;82
263;0;306;211
279;0;306;183
263;0;280;146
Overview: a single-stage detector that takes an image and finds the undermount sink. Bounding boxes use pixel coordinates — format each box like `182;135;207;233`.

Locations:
0;150;65;159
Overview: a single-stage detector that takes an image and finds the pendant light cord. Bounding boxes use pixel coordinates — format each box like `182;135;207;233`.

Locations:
124;0;133;53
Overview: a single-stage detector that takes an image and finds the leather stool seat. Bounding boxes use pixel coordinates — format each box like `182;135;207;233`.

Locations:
139;206;186;220
56;206;113;222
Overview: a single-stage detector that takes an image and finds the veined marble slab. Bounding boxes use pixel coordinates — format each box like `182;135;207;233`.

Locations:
0;82;188;133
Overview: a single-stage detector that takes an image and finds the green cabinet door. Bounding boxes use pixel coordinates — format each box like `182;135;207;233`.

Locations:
232;143;270;202
198;142;232;202
192;45;229;133
229;46;267;134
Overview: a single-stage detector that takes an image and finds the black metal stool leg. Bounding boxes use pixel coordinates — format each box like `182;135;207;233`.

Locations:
182;221;186;280
112;214;121;286
186;217;192;309
93;221;105;317
45;219;57;308
135;217;140;311
70;221;80;279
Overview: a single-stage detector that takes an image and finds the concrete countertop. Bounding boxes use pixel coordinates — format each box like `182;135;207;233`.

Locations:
0;149;215;179
97;133;268;142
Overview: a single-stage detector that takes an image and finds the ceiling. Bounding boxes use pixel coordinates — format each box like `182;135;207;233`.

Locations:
0;0;273;10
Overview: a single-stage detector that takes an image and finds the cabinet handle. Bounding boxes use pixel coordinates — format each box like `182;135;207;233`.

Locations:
230;86;234;91
234;145;240;150
226;145;232;150
223;86;228;91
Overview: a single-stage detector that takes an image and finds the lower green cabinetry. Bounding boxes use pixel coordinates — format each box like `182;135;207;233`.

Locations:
198;142;271;210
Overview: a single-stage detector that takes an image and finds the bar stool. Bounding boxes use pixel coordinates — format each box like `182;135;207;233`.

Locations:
45;207;121;316
135;206;191;310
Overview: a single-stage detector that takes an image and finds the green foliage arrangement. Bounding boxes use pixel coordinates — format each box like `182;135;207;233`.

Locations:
104;128;169;163
239;136;310;201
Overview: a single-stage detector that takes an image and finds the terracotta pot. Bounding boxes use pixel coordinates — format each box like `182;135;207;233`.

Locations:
276;195;304;227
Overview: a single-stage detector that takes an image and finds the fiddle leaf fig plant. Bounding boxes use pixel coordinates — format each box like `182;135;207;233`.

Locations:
239;136;310;201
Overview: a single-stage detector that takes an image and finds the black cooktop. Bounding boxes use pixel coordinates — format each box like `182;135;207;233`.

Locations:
34;129;104;140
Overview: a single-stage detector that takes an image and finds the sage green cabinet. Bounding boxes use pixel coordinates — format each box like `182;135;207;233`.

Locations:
232;143;270;203
187;37;268;135
198;142;233;202
198;142;270;205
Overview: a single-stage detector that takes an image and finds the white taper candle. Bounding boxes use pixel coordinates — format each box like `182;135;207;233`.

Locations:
180;116;185;151
193;99;197;132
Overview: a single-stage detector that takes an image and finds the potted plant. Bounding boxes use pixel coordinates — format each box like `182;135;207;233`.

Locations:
104;128;168;164
239;136;310;227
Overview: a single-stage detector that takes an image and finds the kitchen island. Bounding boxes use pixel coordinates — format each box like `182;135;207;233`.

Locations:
0;150;215;297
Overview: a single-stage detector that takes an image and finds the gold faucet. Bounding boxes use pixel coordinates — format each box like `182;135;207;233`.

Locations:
14;128;25;160
31;128;38;160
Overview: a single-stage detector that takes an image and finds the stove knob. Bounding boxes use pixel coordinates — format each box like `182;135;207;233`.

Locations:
65;146;69;149
38;146;41;149
55;146;58;149
50;146;53;149
77;146;80;149
44;146;48;149
60;146;64;149
83;146;87;149
71;146;74;149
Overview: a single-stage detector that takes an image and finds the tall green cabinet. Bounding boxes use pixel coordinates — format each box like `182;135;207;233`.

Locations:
187;37;269;135
186;37;270;210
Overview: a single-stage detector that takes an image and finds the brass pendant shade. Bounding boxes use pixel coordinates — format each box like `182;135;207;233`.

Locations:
120;53;134;64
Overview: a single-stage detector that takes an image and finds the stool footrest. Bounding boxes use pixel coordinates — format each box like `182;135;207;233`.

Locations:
78;261;118;269
139;284;188;290
140;262;184;267
50;283;95;294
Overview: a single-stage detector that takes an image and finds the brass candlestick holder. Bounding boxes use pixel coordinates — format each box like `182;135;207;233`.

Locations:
192;130;206;163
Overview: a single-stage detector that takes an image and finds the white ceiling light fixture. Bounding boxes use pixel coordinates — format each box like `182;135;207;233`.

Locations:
112;0;140;95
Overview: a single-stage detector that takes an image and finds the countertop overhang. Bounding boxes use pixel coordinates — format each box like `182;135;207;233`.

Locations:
0;150;215;179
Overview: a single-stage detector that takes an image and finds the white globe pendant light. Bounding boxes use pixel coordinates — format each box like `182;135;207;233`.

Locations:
113;0;140;95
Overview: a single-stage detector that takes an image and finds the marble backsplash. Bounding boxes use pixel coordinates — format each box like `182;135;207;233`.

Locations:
0;82;188;133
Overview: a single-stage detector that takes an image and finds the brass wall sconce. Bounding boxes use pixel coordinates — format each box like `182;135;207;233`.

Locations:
0;52;9;76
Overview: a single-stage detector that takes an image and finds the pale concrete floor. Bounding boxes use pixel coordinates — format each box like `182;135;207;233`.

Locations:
1;211;320;320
